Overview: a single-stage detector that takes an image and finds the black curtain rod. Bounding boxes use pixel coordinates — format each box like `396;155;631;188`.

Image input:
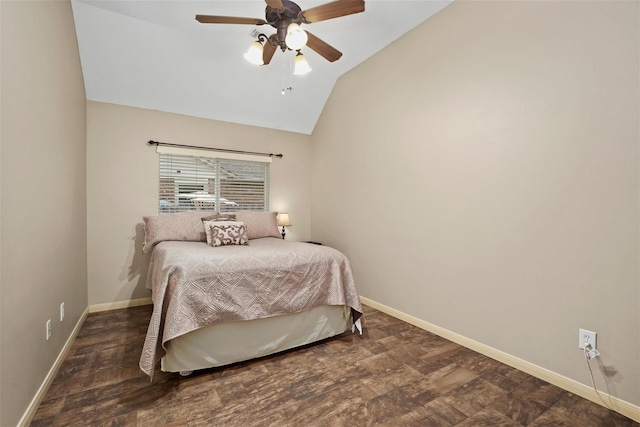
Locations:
148;140;283;158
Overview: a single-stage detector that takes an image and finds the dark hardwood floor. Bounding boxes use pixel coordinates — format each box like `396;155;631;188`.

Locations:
31;304;637;426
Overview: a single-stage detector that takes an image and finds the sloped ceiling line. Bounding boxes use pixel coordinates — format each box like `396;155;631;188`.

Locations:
72;0;453;135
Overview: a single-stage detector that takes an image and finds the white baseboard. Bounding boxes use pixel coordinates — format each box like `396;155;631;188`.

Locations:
360;296;640;423
18;307;89;427
88;297;152;313
18;298;152;425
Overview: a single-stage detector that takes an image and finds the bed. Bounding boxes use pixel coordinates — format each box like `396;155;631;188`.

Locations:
139;211;362;379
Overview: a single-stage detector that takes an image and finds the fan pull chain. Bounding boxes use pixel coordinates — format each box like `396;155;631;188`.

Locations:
281;54;294;95
281;60;285;94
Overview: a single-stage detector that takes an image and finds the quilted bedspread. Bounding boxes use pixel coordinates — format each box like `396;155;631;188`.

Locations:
140;238;362;378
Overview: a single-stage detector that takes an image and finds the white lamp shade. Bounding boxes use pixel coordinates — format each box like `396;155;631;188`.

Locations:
244;41;264;65
285;23;308;50
293;52;312;75
277;213;292;227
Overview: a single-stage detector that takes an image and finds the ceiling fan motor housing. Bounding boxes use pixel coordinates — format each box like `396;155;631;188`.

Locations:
265;0;304;51
265;0;303;25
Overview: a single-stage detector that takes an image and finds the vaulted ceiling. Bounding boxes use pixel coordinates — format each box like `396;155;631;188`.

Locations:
72;0;452;134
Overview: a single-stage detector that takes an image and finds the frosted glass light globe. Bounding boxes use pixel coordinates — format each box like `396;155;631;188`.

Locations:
285;23;308;50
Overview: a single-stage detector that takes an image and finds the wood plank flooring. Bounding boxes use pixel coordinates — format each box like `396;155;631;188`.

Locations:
31;305;637;426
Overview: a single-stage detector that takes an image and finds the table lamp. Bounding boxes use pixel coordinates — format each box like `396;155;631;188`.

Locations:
277;213;292;239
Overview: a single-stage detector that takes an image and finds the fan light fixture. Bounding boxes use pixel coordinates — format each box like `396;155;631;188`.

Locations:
197;0;364;68
244;31;311;74
243;40;264;65
244;35;312;75
285;23;308;50
293;51;311;75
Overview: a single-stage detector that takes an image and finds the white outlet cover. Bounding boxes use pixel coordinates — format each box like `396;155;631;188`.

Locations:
46;319;52;341
60;302;65;322
579;328;597;350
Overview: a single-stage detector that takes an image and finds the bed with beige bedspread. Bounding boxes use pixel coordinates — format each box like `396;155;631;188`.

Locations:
139;237;362;379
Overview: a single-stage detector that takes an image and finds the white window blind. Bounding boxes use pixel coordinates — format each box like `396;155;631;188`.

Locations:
158;152;270;213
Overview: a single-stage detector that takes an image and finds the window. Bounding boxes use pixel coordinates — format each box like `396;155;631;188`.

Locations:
158;150;270;214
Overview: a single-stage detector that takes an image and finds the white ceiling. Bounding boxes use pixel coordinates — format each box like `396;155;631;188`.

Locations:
71;0;452;135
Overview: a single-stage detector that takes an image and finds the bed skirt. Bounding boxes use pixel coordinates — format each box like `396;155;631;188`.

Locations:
161;304;352;373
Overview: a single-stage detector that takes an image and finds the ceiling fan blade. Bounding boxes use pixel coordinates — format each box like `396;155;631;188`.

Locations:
262;36;278;65
265;0;284;10
300;0;365;23
195;15;267;25
305;31;342;62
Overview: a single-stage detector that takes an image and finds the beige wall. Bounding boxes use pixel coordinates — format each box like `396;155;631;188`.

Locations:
0;1;88;425
312;0;639;407
87;102;311;305
1;0;637;423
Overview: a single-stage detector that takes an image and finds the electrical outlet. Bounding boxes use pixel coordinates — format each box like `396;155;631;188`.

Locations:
46;319;52;341
60;302;65;322
579;328;596;350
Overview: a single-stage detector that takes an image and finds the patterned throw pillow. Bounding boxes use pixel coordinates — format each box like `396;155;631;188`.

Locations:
207;221;249;247
201;213;237;246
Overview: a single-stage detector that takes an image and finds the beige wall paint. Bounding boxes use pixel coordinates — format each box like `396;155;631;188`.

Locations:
0;1;87;425
87;102;311;305
312;0;639;407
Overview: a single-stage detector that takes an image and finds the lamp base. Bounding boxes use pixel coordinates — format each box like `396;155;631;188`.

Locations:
281;226;286;239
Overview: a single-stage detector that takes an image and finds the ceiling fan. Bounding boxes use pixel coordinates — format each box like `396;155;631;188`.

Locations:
195;0;365;71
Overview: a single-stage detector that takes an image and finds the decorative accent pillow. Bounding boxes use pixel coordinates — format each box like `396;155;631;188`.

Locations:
142;210;217;253
201;213;237;246
206;221;249;247
234;211;281;240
